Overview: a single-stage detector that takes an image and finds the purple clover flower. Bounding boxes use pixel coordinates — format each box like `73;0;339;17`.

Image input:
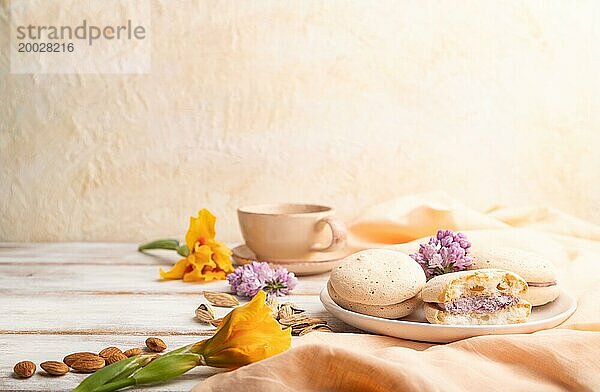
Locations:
410;229;472;280
227;261;298;298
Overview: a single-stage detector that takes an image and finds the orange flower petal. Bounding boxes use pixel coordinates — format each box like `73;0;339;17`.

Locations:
159;258;190;280
183;267;209;282
208;239;232;256
194;291;291;368
206;239;234;273
185;209;216;250
192;244;214;261
184;267;227;282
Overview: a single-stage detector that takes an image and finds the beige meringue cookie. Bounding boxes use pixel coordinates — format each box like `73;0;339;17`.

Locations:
328;281;422;319
327;249;426;319
421;269;531;325
468;247;559;306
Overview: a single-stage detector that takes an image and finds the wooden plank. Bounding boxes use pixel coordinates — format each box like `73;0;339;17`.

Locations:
0;332;337;391
0;263;330;296
0;334;225;391
0;243;177;265
0;293;361;335
0;243;361;391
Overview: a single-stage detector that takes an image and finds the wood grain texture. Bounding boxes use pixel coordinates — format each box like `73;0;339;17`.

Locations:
0;263;329;295
0;243;173;265
0;293;357;335
0;334;224;392
0;242;358;391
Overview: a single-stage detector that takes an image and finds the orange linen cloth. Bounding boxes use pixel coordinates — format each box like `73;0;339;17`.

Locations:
194;192;600;391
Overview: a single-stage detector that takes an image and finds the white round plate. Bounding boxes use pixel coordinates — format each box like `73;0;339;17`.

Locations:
320;288;577;343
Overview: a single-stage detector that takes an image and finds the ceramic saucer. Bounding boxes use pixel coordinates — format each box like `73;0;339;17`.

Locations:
232;244;350;276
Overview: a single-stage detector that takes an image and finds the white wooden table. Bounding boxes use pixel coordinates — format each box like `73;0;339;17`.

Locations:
0;243;359;391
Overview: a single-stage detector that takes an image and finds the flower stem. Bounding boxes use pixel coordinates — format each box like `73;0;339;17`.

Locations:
264;280;286;293
72;355;153;392
138;239;189;257
93;377;136;392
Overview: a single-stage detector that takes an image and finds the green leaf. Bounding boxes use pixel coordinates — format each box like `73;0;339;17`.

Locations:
91;378;136;392
90;346;197;392
132;353;201;384
176;244;190;257
138;239;181;252
72;355;153;392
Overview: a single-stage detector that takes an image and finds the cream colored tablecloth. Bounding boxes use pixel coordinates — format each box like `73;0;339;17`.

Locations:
194;193;600;391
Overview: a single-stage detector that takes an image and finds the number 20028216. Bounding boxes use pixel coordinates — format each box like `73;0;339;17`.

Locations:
18;42;74;52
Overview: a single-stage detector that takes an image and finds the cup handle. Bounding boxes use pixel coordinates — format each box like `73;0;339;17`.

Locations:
311;217;347;252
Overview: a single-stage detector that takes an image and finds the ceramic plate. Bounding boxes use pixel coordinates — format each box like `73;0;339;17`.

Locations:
320;288;577;343
232;244;349;276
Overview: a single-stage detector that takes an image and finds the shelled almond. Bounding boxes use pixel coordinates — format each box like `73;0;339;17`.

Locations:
70;357;105;373
40;361;69;376
64;352;102;367
14;337;170;382
13;361;36;378
98;347;122;359
123;348;143;357
146;337;167;352
106;352;128;365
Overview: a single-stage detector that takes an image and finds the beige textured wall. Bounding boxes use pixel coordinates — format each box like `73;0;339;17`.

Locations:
1;1;599;242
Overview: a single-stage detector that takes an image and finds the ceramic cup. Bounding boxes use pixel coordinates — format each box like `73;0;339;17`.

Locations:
237;203;347;262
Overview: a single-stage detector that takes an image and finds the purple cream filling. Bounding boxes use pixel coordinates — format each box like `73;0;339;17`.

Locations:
438;295;519;313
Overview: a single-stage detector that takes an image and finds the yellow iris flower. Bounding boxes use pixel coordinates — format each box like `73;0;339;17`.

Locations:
160;209;234;282
73;291;292;392
192;291;292;368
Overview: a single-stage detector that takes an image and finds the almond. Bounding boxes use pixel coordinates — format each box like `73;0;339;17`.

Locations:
277;304;294;320
123;348;142;357
277;303;305;320
40;361;69;376
203;291;240;307
98;346;122;359
266;296;279;316
210;318;223;327
278;314;319;326
70;357;105;373
64;352;102;367
298;324;333;336
146;337;167;352
106;352;128;365
195;303;216;323
14;361;36;378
